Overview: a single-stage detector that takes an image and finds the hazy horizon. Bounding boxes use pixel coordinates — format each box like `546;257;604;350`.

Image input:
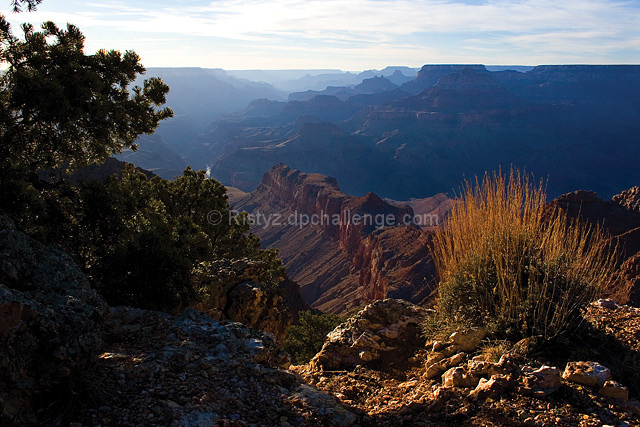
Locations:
3;0;639;70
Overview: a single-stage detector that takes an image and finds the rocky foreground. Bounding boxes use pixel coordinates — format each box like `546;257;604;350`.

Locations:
73;299;640;427
294;299;640;426
2;211;640;426
73;306;355;426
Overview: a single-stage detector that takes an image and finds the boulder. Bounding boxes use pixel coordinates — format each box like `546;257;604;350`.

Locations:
426;351;447;366
310;299;432;371
425;352;466;380
431;340;448;352
562;361;612;388
489;354;521;376
0;214;108;423
520;366;561;396
469;374;515;400
599;380;629;403
449;327;486;352
226;281;292;343
442;366;480;388
529;366;561;391
192;259;293;343
467;360;494;376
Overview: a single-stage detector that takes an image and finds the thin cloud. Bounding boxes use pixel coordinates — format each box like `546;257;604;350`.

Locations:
4;0;639;68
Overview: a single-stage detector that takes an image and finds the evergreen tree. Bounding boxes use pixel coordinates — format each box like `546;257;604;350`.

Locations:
0;14;172;171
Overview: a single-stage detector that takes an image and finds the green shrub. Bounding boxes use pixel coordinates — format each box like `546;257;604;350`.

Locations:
432;168;618;341
0;18;172;171
283;311;344;365
0;164;284;312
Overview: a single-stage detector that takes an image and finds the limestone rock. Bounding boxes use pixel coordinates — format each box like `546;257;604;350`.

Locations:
521;366;561;396
431;340;448;352
563;361;612;388
442;366;480;388
469;374;515;401
425;352;466;380
489;355;521;376
467;360;494;376
449;327;486;352
426;351;446;366
599;380;629;403
310;299;432;371
0;214;108;423
192;259;293;343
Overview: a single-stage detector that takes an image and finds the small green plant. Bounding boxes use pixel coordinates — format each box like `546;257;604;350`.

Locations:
283;311;344;365
432;168;618;341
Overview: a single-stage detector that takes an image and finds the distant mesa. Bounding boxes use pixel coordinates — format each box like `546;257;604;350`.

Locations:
123;64;640;202
400;64;489;94
194;64;640;201
288;75;399;102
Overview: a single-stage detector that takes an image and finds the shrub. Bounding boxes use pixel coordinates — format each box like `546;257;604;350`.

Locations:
0;164;284;312
432;168;618;341
283;311;344;365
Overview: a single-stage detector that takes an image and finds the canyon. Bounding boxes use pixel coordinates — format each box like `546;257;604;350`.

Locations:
229;164;640;313
228;164;448;313
135;64;640;202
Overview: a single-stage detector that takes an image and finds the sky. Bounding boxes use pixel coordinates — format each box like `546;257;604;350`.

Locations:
2;0;640;70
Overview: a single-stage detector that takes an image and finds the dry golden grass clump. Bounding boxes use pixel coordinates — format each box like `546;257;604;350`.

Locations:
433;168;618;340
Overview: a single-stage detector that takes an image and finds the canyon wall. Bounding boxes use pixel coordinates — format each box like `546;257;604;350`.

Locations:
229;164;444;313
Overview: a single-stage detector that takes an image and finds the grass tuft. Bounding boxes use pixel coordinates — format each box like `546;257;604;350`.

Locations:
432;168;618;341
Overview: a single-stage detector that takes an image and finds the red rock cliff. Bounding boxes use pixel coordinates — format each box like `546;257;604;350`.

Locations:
230;164;441;313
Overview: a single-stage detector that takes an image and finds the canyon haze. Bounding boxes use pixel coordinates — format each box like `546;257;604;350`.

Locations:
121;64;640;201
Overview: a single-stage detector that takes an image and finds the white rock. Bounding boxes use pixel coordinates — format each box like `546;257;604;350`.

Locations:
563;361;612;388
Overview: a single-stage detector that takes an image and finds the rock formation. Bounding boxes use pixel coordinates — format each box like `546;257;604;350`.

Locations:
229;164;443;313
400;64;489;95
613;186;640;213
294;299;640;425
190;258;293;343
310;299;433;371
548;187;640;305
181;64;640;201
0;214;108;423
